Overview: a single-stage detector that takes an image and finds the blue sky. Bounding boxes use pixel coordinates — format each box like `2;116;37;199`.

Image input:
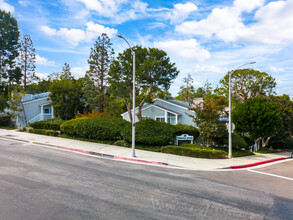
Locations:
1;0;293;98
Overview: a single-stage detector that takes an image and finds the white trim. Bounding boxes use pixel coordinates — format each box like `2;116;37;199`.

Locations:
153;98;189;110
22;97;50;105
155;116;165;122
142;104;180;115
165;110;167;123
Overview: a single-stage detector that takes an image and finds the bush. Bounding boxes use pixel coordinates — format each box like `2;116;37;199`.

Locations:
60;117;130;140
267;137;293;149
0;115;11;126
121;119;174;146
172;123;199;139
30;118;64;131
29;129;59;136
213;132;247;149
161;145;227;159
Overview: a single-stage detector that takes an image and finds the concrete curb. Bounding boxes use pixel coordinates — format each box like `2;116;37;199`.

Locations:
229;157;287;169
0;136;169;167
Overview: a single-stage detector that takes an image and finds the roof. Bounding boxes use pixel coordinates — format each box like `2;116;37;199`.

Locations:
22;92;50;103
161;99;193;108
147;104;182;115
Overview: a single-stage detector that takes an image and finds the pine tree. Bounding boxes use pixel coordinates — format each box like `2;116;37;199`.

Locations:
19;34;37;90
0;10;20;89
83;33;114;113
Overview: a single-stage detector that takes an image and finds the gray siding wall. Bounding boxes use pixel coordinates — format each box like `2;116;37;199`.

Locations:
154;99;195;125
17;98;51;126
141;106;165;120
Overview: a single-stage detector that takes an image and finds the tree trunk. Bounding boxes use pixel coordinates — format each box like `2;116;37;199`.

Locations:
261;137;271;148
20;100;28;126
138;99;145;121
254;137;262;152
127;102;132;124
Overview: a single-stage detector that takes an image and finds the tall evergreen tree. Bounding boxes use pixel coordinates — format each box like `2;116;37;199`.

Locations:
0;10;20;90
19;34;37;90
83;33;114;113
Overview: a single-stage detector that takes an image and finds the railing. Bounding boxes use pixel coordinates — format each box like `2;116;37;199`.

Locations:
28;113;53;124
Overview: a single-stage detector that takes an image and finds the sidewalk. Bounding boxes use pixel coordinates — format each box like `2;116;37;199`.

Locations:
0;129;291;171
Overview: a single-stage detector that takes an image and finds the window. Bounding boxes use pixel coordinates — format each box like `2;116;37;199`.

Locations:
43;107;51;114
167;112;176;125
156;117;165;122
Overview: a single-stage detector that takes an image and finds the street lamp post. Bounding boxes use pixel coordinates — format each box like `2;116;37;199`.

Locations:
118;35;136;157
228;61;256;159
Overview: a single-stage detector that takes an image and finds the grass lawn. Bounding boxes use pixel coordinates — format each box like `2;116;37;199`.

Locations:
257;148;292;154
0;126;17;130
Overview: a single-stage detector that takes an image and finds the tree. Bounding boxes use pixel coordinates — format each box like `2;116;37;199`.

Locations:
108;46;179;122
0;10;19;86
217;69;276;103
9;85;27;126
266;95;293;137
187;97;227;147
175;85;197;102
49;63;85;120
232;97;281;150
83;33;114;113
19;34;37;90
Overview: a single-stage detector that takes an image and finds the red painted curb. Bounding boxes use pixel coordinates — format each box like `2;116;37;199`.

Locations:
114;156;168;166
56;145;168;166
230;157;286;169
57;146;92;154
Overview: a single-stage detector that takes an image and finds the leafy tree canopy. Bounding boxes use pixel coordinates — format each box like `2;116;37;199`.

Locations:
217;69;276;103
232;97;281;149
108;46;179;121
187;97;227;147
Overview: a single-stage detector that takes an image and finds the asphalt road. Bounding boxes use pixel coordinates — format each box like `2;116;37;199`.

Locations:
0;138;292;220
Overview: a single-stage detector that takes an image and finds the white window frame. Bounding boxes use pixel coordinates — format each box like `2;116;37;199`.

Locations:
155;116;165;122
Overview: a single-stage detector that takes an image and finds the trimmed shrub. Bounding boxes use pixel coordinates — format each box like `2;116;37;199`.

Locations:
30;118;64;131
267;137;293;149
161;145;227;159
172;123;199;139
29;129;59;136
121;119;174;146
0;115;11;126
60;117;130;140
213;132;247;149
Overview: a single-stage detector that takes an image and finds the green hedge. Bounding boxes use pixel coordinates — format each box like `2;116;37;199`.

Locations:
29;129;59;136
161;145;227;159
0;115;11;126
121;119;174;146
30;118;64;131
213;132;247;149
60;117;130;140
172;123;199;139
267;137;293;149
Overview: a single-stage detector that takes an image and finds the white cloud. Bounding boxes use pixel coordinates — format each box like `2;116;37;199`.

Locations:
269;66;284;73
36;55;56;67
192;64;227;75
0;0;14;12
35;72;49;80
154;39;210;62
40;22;117;46
71;65;89;78
176;0;293;45
18;0;28;6
169;2;198;25
76;0;127;17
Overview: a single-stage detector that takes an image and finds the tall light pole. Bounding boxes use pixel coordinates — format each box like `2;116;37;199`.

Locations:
228;61;256;159
118;35;136;157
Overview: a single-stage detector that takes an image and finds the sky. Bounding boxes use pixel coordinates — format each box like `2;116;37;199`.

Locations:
1;0;293;98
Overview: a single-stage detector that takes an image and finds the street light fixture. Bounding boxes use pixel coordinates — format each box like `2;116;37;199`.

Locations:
228;61;256;159
118;35;136;157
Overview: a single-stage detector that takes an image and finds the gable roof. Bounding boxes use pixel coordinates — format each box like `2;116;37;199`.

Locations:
154;98;192;109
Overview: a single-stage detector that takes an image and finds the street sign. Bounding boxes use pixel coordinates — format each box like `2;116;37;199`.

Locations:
219;117;229;121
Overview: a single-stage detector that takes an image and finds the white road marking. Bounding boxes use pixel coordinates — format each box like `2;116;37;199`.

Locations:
247;169;293;181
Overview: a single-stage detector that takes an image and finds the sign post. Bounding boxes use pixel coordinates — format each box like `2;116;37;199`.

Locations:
176;134;194;145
